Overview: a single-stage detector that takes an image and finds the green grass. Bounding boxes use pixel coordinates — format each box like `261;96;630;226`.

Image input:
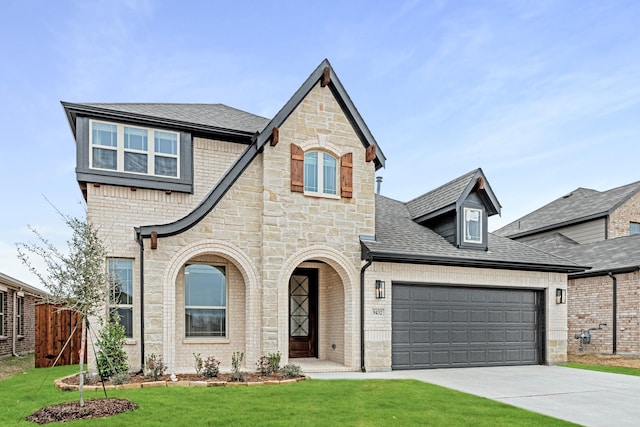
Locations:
0;365;577;426
561;363;640;376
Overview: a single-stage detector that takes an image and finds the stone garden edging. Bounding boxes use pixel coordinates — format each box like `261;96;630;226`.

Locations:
54;373;309;391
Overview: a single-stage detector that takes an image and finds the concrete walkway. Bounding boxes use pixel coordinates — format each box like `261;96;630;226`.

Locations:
311;365;640;426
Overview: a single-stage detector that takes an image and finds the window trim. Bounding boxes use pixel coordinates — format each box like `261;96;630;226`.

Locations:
89;119;180;179
16;295;24;336
0;291;5;337
184;263;228;339
303;149;340;198
463;207;483;244
107;258;134;339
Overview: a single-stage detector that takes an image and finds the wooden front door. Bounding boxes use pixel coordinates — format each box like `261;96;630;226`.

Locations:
289;269;318;358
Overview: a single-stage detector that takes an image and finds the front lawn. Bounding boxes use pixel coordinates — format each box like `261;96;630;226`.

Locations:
0;354;35;380
1;365;576;426
561;363;640;377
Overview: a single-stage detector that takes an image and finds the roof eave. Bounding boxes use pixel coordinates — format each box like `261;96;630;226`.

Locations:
362;249;586;274
569;265;640;279
503;212;609;239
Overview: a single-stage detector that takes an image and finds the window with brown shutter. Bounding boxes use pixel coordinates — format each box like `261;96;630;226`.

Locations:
291;143;304;192
340;153;353;198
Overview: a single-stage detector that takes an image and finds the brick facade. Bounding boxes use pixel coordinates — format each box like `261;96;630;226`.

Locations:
0;286;42;358
568;271;640;354
608;191;640;238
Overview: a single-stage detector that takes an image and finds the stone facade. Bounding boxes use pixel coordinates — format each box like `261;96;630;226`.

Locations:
568;271;640;354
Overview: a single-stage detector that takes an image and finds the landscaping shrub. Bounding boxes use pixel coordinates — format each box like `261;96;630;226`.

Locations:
257;352;281;376
111;371;130;385
144;353;167;381
95;314;129;380
231;351;245;382
203;356;220;378
193;353;203;376
281;363;303;379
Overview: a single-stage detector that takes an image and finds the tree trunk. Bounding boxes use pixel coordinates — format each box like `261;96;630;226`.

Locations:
79;315;87;407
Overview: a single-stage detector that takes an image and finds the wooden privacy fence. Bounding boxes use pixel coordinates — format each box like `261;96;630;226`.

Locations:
35;304;85;368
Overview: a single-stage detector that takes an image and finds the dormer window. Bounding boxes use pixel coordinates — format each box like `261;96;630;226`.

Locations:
463;207;483;243
304;151;337;195
90;120;180;178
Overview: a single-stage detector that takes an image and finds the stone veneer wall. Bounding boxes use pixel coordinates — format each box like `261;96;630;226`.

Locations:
608;191;640;238
364;263;569;371
568;271;640;354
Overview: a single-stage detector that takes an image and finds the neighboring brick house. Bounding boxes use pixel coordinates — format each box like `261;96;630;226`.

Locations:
0;272;47;358
495;181;640;354
62;59;582;373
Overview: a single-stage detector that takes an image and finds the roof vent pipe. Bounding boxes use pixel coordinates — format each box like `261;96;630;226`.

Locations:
376;176;383;195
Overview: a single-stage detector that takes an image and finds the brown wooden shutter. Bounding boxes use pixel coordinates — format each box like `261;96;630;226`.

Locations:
340;152;353;198
291;143;304;193
365;145;376;162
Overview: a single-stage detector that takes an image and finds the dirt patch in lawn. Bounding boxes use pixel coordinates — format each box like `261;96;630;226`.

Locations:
27;398;138;424
568;352;640;369
0;354;34;381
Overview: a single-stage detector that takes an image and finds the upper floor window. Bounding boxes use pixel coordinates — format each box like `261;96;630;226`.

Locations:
17;295;24;336
90;120;179;178
184;264;227;338
630;222;640;235
304;151;338;196
108;259;134;338
463;207;483;244
0;291;5;336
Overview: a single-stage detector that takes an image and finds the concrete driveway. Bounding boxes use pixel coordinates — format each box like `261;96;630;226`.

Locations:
311;365;640;426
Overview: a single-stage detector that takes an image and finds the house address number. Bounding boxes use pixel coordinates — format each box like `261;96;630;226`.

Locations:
372;308;384;316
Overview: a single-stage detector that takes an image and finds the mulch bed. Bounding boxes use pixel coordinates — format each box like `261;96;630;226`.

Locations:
568;352;640;369
27;398;138;424
62;371;294;385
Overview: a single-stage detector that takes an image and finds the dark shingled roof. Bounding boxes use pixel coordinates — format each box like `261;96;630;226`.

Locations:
72;103;270;134
363;195;583;272
526;234;640;277
406;169;478;219
495;181;640;238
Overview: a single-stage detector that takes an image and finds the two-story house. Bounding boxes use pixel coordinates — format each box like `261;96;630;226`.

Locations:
495;182;640;354
62;59;582;374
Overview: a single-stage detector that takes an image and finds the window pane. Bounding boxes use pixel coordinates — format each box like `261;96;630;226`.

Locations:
323;153;337;195
113;307;133;338
464;208;482;242
124;127;148;151
185;308;226;337
630;222;640;235
92;123;117;147
154;131;177;155
92;147;117;170
185;265;226;307
108;259;133;305
304;152;318;192
155;156;177;177
0;292;4;336
124;152;148;173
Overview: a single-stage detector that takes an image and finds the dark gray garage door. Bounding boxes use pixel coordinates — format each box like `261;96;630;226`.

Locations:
392;284;543;369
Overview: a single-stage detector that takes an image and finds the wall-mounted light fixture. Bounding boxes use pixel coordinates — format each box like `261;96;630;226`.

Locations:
375;280;385;299
556;288;566;304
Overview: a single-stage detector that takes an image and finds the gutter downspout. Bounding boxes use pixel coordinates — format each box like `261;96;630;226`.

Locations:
12;290;18;356
138;235;145;372
608;272;617;354
360;255;373;372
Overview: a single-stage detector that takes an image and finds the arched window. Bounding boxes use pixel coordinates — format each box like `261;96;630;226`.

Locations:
304;151;337;195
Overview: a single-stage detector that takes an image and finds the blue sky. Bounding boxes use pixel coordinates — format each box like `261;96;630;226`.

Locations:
2;1;639;289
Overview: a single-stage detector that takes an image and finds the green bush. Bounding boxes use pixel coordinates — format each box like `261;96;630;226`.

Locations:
231;351;245;382
281;363;303;379
257;352;281;376
95;313;129;380
203;356;220;378
145;353;167;381
111;371;130;385
193;353;203;376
